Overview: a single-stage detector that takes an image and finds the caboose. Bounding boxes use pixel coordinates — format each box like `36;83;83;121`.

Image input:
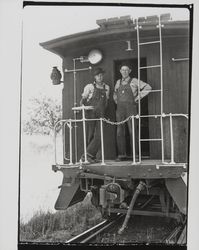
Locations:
40;14;190;237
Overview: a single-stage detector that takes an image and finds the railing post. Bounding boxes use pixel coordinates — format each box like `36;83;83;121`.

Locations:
131;116;136;165
69;119;73;165
82;107;88;163
169;113;175;164
161;113;166;163
63;122;67;163
54;122;57;165
100;118;105;165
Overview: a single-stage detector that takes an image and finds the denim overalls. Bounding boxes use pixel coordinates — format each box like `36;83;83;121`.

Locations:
116;78;138;157
86;83;107;159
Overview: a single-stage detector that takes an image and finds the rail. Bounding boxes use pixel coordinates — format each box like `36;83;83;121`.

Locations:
54;106;188;166
66;214;123;243
163;223;186;244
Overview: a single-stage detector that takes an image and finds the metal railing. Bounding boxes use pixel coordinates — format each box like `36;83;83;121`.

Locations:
53;108;188;166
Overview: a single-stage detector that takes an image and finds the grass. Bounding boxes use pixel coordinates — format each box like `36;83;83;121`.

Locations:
20;196;103;242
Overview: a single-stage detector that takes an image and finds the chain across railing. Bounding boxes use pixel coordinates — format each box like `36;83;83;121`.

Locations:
54;106;188;166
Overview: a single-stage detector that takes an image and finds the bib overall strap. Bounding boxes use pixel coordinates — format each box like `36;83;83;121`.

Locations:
120;78;132;86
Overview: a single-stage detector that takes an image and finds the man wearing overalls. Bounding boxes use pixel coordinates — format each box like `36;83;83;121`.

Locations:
80;67;110;163
113;64;152;160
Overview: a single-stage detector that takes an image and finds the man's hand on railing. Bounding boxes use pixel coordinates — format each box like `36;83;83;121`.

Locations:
80;98;86;106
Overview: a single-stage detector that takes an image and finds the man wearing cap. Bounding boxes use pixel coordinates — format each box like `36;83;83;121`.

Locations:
80;67;110;163
113;64;152;160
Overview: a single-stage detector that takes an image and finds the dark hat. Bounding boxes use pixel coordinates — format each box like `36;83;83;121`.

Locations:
93;67;105;76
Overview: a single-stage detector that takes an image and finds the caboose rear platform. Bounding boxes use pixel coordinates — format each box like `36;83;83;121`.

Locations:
80;160;186;179
53;159;187;179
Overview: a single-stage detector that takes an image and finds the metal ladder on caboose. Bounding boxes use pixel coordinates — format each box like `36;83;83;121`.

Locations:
135;15;165;163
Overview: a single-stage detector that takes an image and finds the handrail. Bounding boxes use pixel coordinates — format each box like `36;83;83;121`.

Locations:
54;112;188;166
172;57;189;62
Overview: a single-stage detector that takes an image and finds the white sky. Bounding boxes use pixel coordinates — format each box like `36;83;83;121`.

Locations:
22;5;190;110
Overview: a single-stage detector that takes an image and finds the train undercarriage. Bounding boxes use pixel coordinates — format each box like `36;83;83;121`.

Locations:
53;159;187;236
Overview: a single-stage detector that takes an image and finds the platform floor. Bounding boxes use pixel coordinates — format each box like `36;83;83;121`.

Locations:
82;160;187;179
53;159;187;179
86;159;187;167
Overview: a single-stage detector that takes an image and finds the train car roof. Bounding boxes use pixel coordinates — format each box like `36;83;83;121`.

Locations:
40;15;190;57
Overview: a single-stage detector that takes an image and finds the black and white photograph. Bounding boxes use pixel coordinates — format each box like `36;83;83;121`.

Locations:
2;1;199;250
19;1;191;246
18;2;192;247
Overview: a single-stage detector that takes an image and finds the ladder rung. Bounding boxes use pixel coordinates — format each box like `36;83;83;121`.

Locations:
140;139;162;141
139;40;160;46
140;65;161;69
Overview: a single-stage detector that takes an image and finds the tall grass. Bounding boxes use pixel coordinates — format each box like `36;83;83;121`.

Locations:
20;197;102;242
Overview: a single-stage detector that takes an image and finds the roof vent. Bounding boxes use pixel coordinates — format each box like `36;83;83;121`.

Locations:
97;14;172;30
96;15;133;30
160;13;172;22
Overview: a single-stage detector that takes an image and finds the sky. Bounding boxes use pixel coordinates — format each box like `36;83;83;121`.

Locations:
22;5;190;114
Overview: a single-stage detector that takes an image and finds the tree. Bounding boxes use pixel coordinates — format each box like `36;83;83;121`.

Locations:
23;95;62;135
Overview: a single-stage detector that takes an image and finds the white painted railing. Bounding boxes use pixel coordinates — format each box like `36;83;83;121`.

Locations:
54;109;188;166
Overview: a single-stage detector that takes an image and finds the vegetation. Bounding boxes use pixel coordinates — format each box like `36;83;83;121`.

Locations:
21;96;102;243
20;197;102;242
23;95;62;135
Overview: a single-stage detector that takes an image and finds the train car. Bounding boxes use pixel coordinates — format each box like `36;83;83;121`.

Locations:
40;14;190;239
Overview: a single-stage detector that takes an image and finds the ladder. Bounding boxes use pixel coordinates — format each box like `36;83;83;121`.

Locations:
136;15;165;163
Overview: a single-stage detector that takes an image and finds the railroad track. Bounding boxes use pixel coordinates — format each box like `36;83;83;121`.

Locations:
163;223;186;244
66;214;186;244
66;214;124;243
